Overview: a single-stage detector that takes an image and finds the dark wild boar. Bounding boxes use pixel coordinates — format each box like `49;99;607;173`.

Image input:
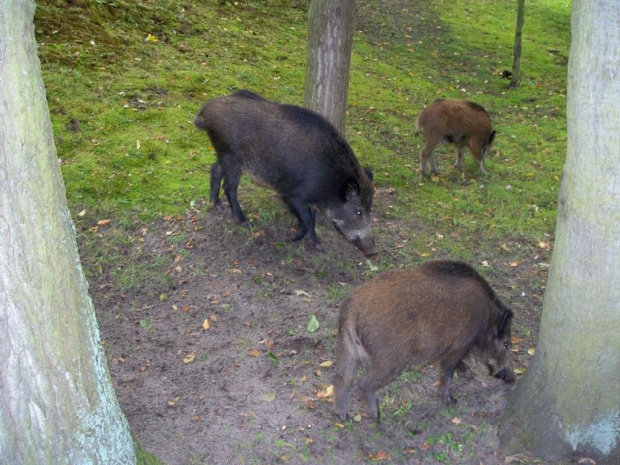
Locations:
195;90;376;257
415;99;496;176
334;260;515;422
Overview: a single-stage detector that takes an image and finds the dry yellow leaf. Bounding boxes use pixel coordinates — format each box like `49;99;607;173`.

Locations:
202;319;210;330
248;349;260;357
369;451;389;461
183;353;196;364
317;384;334;400
319;360;333;368
527;348;536;356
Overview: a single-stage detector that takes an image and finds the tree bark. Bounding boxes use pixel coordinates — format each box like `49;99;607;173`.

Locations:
509;0;525;88
499;1;620;463
0;1;136;463
304;0;355;136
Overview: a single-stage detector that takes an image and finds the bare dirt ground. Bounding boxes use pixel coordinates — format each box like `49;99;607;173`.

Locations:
83;185;549;465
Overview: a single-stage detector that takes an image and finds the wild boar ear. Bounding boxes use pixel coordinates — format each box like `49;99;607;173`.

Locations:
364;167;374;181
340;178;360;202
498;309;513;339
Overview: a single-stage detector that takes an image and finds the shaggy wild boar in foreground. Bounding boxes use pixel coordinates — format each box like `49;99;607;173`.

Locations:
195;90;376;257
334;260;515;422
416;99;496;176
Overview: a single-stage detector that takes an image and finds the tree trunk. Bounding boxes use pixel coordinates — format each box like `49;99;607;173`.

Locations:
0;1;136;463
499;1;620;463
509;0;525;88
304;0;355;136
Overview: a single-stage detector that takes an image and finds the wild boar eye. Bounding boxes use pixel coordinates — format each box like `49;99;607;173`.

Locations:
357;210;362;216
504;342;509;348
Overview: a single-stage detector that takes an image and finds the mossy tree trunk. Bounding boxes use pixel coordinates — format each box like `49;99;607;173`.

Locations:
499;1;620;463
0;1;136;463
304;0;355;136
509;0;525;88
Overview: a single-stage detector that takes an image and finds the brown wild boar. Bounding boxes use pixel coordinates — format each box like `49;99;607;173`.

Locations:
415;99;496;176
333;260;515;422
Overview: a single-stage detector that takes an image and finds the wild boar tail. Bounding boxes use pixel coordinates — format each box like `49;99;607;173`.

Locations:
414;117;421;136
336;311;370;379
194;106;210;131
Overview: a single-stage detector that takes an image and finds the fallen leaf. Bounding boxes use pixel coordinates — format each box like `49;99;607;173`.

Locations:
294;290;311;298
481;260;489;267
248;349;260;357
210;314;218;322
369;451;389;461
511;336;525;344
514;367;527;374
316;385;334;400
319;360;333;368
221;290;230;297
452;417;462;425
97;219;111;226
145;33;158;43
510;261;519;267
78;210;86;217
262;392;276;403
307;315;320;333
183;353;196;364
202;319;210;330
527;348;536;356
353;414;362;422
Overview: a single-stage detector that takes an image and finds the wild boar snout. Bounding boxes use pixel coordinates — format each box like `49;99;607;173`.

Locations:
493;366;516;384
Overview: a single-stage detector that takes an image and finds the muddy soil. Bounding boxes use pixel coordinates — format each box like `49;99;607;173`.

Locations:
83;184;548;465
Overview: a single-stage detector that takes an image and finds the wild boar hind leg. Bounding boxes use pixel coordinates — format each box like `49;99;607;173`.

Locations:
220;161;249;226
210;162;225;210
420;134;441;176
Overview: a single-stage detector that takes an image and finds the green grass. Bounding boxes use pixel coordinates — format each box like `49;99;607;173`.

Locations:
36;0;569;244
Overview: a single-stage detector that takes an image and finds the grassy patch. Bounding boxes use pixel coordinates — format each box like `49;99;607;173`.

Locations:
37;0;568;248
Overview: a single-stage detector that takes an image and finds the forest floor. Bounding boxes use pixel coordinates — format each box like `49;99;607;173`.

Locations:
85;185;550;464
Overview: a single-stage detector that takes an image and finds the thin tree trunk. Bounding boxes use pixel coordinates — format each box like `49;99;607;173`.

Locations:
0;1;136;463
304;0;355;136
510;0;525;88
499;1;620;463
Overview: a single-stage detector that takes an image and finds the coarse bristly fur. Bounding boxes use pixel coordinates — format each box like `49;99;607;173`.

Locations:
333;260;514;423
415;99;496;176
194;90;376;256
